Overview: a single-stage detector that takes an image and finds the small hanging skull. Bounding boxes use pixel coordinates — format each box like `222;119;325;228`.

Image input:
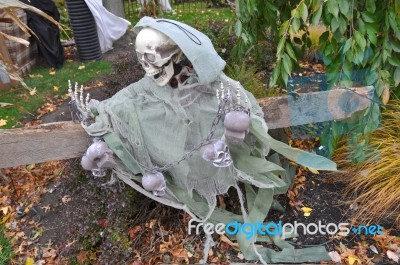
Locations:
224;111;250;145
81;139;116;177
201;140;233;168
142;171;167;196
136;27;183;86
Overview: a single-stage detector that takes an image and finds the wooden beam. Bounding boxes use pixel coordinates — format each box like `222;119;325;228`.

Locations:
0;87;373;168
0;122;89;168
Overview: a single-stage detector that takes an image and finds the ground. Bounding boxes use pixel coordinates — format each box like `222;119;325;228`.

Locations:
2;29;400;265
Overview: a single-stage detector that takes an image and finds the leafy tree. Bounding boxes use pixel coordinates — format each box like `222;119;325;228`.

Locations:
234;0;400;157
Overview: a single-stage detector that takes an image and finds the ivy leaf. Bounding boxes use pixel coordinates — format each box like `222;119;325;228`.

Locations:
311;5;322;25
394;67;400;87
354;30;366;51
299;2;308;23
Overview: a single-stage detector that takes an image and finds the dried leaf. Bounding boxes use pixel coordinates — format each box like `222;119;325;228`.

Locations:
41;205;51;213
78;65;86;70
0;119;7;127
370;245;378;254
28;74;43;78
0;102;14;108
61;195;72;204
329;251;341;263
381;84;390;105
348;254;361;265
307;167;319;174
53;85;59;91
387;250;400;262
300;206;313;216
25;257;34;265
29;87;37;96
49;68;56;75
42;248;57;259
219;234;240;251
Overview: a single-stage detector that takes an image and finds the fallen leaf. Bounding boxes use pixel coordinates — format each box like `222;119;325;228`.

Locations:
381;84;390;105
29;87;37;96
219;234;240;251
78;65;86;70
33;260;45;265
128;225;142;239
25;257;34;265
61;195;72;204
370;245;378;254
301;206;313;217
53;85;59;91
49;68;56;75
76;251;89;264
28;74;43;78
328;251;341;263
26;164;35;170
237;252;244;260
0;119;7;127
0;102;14;108
42;248;57;259
41;205;51;213
387;250;400;262
348;254;361;265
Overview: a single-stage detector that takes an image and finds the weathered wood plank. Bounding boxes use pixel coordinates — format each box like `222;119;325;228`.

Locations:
0;87;373;168
0;122;89;168
259;86;373;129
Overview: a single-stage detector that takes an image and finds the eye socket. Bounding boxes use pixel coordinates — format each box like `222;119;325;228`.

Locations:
144;53;156;62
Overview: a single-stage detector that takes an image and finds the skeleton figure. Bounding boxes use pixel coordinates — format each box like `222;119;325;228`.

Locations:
80;17;336;264
135;27;183;86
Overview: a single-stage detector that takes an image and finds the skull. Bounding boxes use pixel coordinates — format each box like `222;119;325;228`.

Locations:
224;111;250;145
135;27;183;86
141;171;167;196
201;140;233;168
81;139;116;177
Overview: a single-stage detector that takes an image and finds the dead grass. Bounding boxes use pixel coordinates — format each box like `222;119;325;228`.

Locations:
333;100;400;226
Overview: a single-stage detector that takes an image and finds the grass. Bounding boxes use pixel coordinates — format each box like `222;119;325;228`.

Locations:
333;100;400;226
0;60;111;129
0;225;12;264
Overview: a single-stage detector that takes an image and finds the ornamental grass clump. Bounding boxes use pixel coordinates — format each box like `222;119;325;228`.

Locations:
333;100;400;226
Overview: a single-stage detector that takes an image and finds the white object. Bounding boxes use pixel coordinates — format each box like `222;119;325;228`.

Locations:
135;27;183;86
84;0;131;53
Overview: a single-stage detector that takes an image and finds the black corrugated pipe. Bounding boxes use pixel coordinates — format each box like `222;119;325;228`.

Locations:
65;0;102;61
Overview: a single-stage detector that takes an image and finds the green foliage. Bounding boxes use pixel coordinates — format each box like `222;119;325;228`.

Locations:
235;0;400;157
0;225;13;264
0;61;111;129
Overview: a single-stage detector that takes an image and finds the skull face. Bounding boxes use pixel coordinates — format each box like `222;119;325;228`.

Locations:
135;27;183;86
224;111;250;145
142;171;167;196
201;140;233;168
81;139;116;177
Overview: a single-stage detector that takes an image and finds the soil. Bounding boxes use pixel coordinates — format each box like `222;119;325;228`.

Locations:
12;29;400;265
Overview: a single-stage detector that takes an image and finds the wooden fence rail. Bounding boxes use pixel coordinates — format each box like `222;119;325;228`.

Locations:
0;86;373;169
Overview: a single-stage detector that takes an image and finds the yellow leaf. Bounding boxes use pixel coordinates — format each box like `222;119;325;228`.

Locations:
0;119;7;127
0;102;14;108
53;85;59;91
301;206;312;216
29;87;37;96
348;254;361;265
381;84;390;105
307;167;319;174
28;74;43;78
0;207;11;225
26;164;35;170
49;68;56;75
25;257;34;265
78;65;86;70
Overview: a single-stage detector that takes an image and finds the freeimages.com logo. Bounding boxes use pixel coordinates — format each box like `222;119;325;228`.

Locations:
188;219;383;239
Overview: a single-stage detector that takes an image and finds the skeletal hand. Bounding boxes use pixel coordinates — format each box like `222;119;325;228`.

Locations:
81;139;116;176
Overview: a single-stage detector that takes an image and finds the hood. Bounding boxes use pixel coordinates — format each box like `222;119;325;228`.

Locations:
133;16;226;85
